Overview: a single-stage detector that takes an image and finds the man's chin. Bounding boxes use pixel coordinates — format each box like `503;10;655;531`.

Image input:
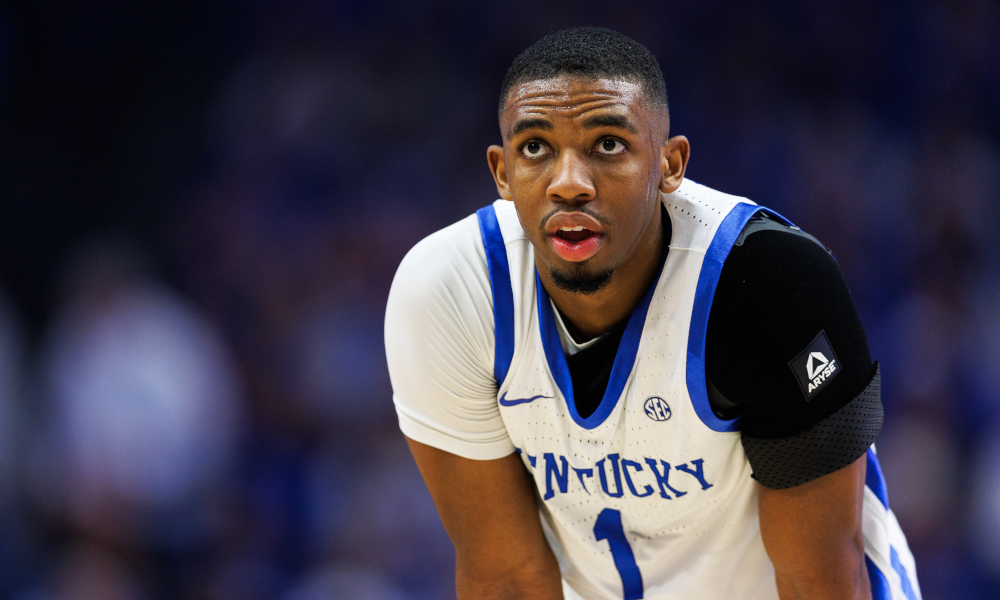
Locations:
549;266;614;295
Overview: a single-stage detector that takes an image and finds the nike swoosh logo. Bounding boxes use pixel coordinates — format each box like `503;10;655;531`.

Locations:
499;392;553;407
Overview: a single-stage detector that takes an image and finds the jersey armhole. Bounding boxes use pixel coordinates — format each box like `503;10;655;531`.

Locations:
686;202;796;432
476;204;515;387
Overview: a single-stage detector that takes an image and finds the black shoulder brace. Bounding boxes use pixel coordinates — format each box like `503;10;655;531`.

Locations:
706;212;882;488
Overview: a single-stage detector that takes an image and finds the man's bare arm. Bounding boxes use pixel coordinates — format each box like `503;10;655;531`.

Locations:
758;455;871;600
406;438;563;600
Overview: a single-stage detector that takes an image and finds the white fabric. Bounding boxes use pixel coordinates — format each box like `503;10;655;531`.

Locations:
551;299;602;356
866;446;924;600
385;215;514;460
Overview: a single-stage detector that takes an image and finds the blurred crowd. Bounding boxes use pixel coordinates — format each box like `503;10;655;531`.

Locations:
0;1;998;599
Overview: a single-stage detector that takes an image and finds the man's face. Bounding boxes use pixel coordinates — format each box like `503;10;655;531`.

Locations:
488;76;686;294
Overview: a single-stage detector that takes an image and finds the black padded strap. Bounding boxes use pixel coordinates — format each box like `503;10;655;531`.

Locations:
735;211;829;253
741;363;883;489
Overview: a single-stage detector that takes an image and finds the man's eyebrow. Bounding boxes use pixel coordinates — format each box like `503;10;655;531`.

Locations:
507;118;553;141
582;114;639;134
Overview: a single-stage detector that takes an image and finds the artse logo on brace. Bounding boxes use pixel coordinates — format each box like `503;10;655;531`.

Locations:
789;330;841;400
806;351;837;394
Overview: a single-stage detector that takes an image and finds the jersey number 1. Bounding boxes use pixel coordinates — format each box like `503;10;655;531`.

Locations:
594;508;644;599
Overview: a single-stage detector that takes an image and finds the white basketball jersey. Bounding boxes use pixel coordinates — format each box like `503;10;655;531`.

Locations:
475;180;920;600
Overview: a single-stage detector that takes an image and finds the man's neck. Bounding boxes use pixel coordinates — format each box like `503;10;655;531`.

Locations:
538;204;667;341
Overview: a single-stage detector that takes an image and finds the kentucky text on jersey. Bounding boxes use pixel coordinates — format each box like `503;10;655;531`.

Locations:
516;449;713;501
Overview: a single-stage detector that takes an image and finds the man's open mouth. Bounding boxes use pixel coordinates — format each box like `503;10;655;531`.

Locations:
545;212;605;263
549;227;603;262
556;226;598;243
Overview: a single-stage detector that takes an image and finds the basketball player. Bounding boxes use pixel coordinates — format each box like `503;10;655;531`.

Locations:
385;27;920;600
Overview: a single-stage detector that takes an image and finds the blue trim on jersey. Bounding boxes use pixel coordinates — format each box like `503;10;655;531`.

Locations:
476;205;516;386
866;556;893;600
594;509;644;599
685;202;795;432
536;244;668;430
891;547;919;600
866;447;890;509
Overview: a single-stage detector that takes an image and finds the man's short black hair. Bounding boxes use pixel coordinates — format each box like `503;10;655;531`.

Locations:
499;27;668;120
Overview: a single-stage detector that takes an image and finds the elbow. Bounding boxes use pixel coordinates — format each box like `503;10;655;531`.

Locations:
849;530;872;600
772;534;871;600
455;551;563;600
842;526;870;599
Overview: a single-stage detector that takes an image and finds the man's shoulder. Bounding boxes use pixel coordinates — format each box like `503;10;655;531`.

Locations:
668;179;753;208
388;210;493;322
663;179;756;250
395;212;486;285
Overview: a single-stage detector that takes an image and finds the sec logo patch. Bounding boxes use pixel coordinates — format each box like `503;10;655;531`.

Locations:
643;396;671;421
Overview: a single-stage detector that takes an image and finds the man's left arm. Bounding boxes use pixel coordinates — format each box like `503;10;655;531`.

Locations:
706;219;884;599
758;455;871;600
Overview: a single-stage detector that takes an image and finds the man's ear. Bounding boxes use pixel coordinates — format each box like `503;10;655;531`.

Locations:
487;145;513;201
659;135;690;194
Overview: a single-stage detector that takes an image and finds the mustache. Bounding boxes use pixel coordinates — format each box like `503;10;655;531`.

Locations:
539;206;610;232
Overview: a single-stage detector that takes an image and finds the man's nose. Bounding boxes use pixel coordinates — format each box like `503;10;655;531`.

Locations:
546;149;595;205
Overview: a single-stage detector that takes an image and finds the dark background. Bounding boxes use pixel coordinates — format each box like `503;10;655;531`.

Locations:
0;1;998;599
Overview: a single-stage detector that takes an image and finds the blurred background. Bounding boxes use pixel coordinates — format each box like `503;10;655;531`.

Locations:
0;0;997;598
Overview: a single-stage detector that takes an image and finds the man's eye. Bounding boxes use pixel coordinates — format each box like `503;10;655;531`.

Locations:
520;141;551;158
595;138;627;155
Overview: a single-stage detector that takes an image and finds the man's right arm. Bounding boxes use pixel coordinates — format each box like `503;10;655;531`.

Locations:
386;216;562;598
406;439;563;599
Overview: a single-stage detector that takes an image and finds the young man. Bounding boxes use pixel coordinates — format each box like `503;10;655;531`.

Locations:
385;27;920;600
